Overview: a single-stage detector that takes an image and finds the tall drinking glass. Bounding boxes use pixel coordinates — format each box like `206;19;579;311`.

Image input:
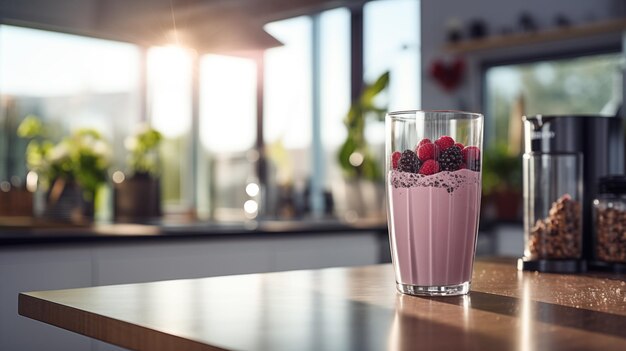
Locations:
385;110;483;296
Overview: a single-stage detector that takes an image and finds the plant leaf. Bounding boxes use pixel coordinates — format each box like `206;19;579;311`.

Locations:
360;71;390;106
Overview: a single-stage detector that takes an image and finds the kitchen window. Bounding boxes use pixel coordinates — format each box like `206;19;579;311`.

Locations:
0;0;422;221
197;54;258;220
485;52;623;147
147;46;193;211
263;15;314;219
0;24;141;185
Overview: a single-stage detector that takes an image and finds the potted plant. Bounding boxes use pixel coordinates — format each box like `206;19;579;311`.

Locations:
482;142;523;221
113;125;163;222
18;115;111;222
337;71;389;218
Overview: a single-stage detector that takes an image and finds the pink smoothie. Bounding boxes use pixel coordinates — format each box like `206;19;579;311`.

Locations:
387;169;481;287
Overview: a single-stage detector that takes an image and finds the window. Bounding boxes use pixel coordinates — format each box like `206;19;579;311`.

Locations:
323;0;421;219
0;2;423;222
318;8;351;216
320;8;351;150
0;25;141;184
363;0;420;159
260;3;421;219
263;16;313;218
364;0;420;111
147;46;193;210
264;17;313;152
485;53;623;145
197;54;257;220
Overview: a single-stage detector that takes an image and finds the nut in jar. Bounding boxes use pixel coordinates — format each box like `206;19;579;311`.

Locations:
595;202;626;263
529;194;582;259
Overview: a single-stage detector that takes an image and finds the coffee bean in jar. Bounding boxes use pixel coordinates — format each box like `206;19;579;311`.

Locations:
593;176;626;263
528;194;582;259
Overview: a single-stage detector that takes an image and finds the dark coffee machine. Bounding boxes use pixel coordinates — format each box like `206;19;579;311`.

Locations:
520;115;623;272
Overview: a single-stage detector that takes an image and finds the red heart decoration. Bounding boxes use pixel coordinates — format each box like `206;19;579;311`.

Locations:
429;57;465;92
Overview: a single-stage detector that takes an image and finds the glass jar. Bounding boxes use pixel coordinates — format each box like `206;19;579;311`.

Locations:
523;153;583;260
593;176;626;264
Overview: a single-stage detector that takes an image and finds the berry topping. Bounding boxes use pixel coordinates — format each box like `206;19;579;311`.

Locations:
419;159;440;175
439;145;463;171
434;136;455;151
462;146;481;162
417;142;439;161
454;142;465;150
391;151;402;169
417;138;432;147
397;150;421;173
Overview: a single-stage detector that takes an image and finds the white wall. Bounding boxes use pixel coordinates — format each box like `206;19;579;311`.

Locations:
420;0;624;112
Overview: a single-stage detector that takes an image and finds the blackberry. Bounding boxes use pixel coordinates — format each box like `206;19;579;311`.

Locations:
397;149;421;173
439;145;463;171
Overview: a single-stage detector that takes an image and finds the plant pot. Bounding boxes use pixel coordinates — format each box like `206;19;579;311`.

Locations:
491;188;522;221
114;174;161;222
0;186;33;217
43;178;94;223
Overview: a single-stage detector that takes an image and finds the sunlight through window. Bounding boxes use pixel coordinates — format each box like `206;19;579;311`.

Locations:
200;54;256;153
147;46;192;138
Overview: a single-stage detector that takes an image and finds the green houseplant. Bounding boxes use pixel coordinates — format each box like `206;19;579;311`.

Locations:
114;125;163;221
336;72;389;218
482;142;523;220
125;126;163;177
18;115;111;221
337;71;390;182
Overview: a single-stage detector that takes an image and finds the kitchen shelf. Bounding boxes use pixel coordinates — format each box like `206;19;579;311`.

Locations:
443;18;626;54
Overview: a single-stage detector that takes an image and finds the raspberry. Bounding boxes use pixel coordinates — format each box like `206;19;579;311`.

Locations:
391;151;402;169
417;142;439;161
434;136;455;151
419;159;440;175
454;142;464;150
417;138;432;147
462;146;481;162
397;150;421;173
439;145;463;171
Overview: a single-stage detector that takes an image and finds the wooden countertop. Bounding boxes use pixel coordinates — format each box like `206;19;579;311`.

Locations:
19;260;626;351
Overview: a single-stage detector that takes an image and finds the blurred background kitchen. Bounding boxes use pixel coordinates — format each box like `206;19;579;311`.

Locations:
0;0;625;350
